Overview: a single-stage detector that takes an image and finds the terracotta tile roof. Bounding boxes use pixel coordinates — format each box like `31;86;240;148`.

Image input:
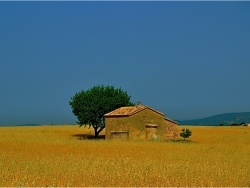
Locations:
104;105;165;117
164;117;178;124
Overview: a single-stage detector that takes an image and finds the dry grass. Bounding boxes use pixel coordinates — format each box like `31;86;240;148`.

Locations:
0;125;249;187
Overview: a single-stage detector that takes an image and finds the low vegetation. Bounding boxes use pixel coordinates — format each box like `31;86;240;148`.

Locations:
0;125;249;187
179;128;192;140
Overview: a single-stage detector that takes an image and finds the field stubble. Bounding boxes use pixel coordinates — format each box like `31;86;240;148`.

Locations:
0;125;249;187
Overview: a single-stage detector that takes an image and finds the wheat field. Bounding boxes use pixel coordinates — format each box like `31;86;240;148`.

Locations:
0;125;249;187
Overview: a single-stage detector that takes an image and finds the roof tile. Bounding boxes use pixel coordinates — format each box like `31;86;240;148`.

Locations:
104;105;164;117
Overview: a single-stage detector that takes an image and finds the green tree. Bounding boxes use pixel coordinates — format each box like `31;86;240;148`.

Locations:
230;123;238;126
180;129;192;140
69;85;134;138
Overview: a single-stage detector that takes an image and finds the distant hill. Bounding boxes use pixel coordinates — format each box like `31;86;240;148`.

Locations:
177;112;250;126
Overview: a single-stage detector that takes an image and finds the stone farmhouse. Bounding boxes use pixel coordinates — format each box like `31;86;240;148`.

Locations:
104;105;178;141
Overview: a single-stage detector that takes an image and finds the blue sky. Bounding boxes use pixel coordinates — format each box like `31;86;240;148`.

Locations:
0;2;250;125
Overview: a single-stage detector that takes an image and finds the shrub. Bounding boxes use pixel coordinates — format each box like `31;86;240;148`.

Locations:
180;129;192;140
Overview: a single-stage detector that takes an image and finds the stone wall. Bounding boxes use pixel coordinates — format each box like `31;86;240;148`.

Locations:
105;116;129;139
110;131;129;140
165;120;178;140
127;109;166;140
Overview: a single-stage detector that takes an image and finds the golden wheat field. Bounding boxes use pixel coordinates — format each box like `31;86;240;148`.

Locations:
0;125;249;187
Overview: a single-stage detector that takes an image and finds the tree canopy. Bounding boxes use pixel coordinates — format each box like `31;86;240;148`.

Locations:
69;85;134;138
180;129;192;141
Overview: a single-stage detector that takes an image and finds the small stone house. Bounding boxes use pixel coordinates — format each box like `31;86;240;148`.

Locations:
104;105;178;140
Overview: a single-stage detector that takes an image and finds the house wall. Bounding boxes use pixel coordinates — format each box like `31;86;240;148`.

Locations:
127;108;166;140
105;108;178;140
105;116;130;139
165;120;178;140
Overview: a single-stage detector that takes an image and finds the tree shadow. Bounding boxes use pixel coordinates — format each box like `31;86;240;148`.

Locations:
163;139;197;143
72;134;105;140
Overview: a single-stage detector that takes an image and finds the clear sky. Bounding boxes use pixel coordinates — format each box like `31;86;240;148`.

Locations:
1;2;250;125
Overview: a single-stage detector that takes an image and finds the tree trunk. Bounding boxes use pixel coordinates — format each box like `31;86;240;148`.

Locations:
93;125;105;139
94;127;99;139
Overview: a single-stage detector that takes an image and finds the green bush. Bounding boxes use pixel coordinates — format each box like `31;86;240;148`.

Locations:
180;129;192;140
